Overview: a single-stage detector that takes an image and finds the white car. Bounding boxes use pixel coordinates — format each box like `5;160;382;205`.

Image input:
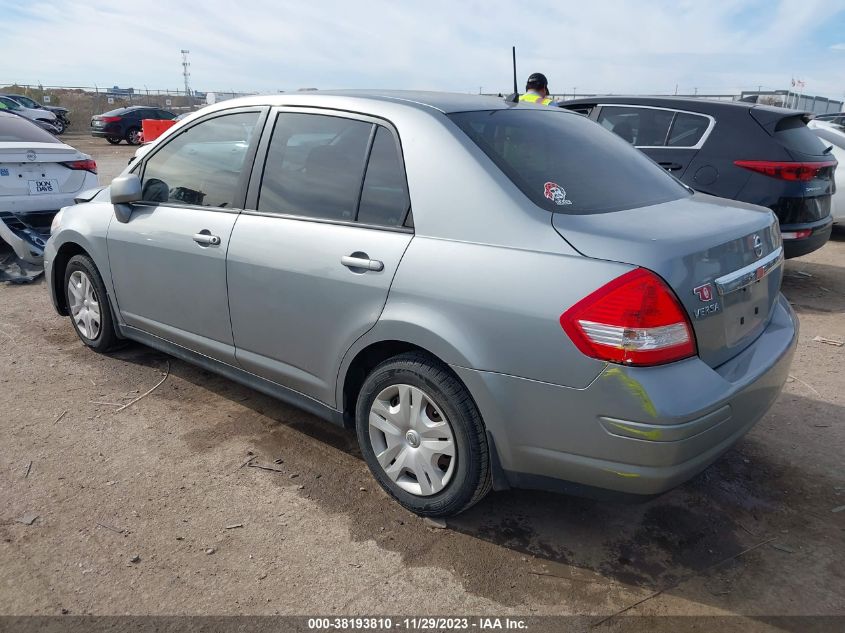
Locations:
0;95;58;126
808;119;845;225
0;111;98;279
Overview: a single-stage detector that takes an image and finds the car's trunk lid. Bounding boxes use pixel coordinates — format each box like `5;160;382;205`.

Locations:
552;193;783;368
0;142;88;197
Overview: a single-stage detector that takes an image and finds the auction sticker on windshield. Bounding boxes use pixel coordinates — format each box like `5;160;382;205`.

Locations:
28;179;58;194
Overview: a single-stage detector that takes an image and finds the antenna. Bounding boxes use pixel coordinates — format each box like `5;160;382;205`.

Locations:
506;46;519;103
181;49;191;97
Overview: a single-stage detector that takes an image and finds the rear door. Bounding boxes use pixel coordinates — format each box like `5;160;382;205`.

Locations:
596;105;713;178
107;107;266;363
227;109;413;406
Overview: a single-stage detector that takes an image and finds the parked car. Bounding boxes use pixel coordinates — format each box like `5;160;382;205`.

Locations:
0;93;69;134
0;111;97;282
90;106;176;145
813;112;845;126
808;119;845;225
47;92;796;516
0;104;62;135
0;95;59;130
560;97;836;258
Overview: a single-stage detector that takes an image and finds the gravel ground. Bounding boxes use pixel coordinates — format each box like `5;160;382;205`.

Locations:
0;134;843;625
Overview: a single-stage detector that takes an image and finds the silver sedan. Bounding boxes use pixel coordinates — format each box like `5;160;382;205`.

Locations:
45;91;797;516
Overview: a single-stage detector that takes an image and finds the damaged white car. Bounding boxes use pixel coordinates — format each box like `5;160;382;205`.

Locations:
0;111;98;282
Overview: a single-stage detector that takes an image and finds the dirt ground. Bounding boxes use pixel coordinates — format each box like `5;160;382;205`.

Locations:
1;134;843;627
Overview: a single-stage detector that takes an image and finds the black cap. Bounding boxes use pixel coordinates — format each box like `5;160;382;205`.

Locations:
526;72;549;90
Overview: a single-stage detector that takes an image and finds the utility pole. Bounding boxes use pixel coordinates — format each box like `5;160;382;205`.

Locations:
674;83;678;95
181;49;192;98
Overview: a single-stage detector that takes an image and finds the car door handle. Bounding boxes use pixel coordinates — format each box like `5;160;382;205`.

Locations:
658;162;684;171
341;255;384;272
193;232;221;246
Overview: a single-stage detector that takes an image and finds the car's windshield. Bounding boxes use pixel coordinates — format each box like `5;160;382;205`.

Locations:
449;108;689;215
11;95;39;108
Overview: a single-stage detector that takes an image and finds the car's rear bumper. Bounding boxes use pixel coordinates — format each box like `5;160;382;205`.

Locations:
90;129;120;138
781;215;833;258
453;293;798;497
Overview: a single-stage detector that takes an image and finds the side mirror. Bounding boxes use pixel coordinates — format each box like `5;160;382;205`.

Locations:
110;173;142;223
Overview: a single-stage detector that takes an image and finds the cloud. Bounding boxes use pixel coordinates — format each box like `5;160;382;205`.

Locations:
1;0;844;97
831;43;845;50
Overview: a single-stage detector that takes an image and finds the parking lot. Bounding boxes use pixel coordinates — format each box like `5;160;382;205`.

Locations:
1;134;843;625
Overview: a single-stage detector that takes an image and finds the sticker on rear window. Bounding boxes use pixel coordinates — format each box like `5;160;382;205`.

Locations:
544;181;572;205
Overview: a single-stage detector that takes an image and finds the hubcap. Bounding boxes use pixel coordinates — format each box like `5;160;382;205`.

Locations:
368;384;456;497
67;271;101;340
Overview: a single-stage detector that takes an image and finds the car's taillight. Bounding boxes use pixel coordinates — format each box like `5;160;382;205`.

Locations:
98;116;122;123
560;268;696;366
62;159;97;174
734;159;837;181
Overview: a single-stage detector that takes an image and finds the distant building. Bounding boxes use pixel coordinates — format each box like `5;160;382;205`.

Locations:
739;90;843;114
106;86;134;96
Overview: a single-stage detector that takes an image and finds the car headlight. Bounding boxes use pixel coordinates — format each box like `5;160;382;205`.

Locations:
50;209;65;235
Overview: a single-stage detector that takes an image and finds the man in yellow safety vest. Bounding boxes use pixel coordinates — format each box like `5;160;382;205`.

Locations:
518;73;553;105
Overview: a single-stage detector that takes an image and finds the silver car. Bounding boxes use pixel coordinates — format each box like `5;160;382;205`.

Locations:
45;91;797;517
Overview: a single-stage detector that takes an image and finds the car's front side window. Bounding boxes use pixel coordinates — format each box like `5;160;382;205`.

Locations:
140;111;261;208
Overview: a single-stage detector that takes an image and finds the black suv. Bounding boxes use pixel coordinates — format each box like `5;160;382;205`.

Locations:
560;97;836;258
91;106;176;145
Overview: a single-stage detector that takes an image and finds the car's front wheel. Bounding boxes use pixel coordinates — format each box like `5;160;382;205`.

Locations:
64;255;119;353
106;136;121;145
51;119;66;134
355;352;491;517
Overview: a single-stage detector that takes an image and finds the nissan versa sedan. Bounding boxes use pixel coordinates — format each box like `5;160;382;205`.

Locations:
45;91;797;517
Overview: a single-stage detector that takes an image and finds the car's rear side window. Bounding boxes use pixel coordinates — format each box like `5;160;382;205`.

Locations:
357;126;411;227
0;114;61;143
258;113;372;221
449;109;688;215
258;112;411;228
667;112;710;147
597;106;674;146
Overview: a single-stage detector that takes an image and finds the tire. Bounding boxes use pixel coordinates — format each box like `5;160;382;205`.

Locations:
355;352;491;517
125;127;142;145
106;136;121;145
52;119;66;134
63;255;119;353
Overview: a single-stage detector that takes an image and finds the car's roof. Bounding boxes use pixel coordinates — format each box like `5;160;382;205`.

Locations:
204;90;526;115
560;95;805;117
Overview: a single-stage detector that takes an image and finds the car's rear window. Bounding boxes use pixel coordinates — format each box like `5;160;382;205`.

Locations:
0;114;61;143
449;109;689;214
774;117;828;156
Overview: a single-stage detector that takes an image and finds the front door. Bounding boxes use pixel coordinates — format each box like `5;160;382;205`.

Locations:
107;109;265;363
227;110;414;405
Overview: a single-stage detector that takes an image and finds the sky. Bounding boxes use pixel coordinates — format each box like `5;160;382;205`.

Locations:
2;0;845;99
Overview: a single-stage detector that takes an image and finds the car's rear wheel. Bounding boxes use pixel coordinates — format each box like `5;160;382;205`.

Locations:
106;136;121;145
355;352;491;517
64;255;119;353
125;127;142;145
